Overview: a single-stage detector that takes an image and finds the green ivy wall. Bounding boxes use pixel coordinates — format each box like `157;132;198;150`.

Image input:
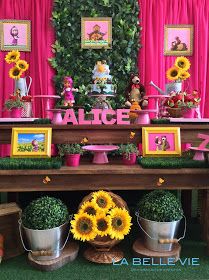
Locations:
50;0;140;110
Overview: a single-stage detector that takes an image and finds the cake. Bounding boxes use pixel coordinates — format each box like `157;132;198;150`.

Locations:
89;60;116;95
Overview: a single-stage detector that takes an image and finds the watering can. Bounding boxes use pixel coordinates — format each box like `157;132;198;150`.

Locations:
14;76;32;97
150;81;182;95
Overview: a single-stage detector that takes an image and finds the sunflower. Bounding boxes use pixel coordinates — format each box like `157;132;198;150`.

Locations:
92;190;115;212
9;66;22;80
16;60;29;72
109;208;132;240
5;50;20;64
166;66;180;81
175;56;191;71
79;201;100;216
71;213;97;242
95;214;111;237
178;71;190;80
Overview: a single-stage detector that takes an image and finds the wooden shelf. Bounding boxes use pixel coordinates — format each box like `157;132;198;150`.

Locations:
0;163;208;192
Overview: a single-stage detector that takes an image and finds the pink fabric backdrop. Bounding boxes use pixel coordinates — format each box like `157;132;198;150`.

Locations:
138;0;209;117
0;0;55;118
0;0;55;157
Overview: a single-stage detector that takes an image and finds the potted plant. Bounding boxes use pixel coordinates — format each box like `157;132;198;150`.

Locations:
57;143;83;167
71;190;132;263
136;190;184;252
20;196;69;260
4;92;25;118
119;144;139;165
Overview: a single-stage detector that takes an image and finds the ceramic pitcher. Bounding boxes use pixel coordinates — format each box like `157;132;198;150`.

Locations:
14;76;32;96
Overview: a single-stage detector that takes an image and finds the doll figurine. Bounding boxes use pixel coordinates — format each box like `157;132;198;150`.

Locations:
61;76;79;107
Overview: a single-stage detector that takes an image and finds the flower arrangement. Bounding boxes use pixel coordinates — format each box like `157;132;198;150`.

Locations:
4;91;25;110
166;56;190;82
165;90;201;109
5;50;29;80
57;143;84;156
70;190;132;242
119;143;139;159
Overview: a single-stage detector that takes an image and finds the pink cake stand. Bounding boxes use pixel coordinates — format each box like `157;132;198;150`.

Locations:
147;95;170;119
82;145;119;164
189;147;209;161
34;95;61;119
130;109;157;124
46;109;66;125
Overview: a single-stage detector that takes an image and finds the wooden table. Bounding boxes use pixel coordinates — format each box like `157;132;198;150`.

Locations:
0;124;209;254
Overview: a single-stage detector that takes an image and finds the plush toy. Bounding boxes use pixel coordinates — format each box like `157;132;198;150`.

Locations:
125;73;148;108
61;76;79;107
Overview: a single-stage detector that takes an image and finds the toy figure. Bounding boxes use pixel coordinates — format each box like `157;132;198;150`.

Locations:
125;73;148;108
61;76;79;107
10;26;19;46
88;24;107;41
31;139;39;152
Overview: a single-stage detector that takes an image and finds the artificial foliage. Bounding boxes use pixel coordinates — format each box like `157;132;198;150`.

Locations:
57;143;84;156
50;0;140;110
137;190;183;222
0;158;62;169
22;196;69;230
119;143;139;159
138;156;209;168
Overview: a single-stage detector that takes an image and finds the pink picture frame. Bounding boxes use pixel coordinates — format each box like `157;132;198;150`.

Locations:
164;25;193;56
0;20;31;51
81;17;112;49
142;127;181;157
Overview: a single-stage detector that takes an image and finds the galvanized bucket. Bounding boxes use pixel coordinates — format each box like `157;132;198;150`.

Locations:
135;212;186;252
19;219;70;261
165;82;182;94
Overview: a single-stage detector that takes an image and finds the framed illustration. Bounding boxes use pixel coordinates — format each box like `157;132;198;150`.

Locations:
0;20;31;51
81;17;112;49
11;128;52;158
142;127;181;157
164;25;193;56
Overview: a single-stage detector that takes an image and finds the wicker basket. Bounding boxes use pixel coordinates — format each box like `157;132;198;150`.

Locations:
167;107;183;118
79;191;129;263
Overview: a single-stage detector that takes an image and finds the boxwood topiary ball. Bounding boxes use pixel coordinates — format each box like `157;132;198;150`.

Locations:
137;190;183;222
22;196;69;230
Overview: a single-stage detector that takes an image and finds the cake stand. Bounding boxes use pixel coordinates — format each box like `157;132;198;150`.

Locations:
46;109;66;125
33;95;61;119
82;145;119;164
130;109;157;124
147;95;170;118
189;147;209;161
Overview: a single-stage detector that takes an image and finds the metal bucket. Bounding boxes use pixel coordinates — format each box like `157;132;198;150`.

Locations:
136;213;186;252
165;82;182;94
19;220;69;261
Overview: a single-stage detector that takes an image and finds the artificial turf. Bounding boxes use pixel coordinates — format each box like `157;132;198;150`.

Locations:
0;224;208;280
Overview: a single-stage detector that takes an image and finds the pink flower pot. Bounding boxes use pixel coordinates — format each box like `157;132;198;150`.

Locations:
182;108;196;118
122;153;137;165
65;154;81;167
10;108;22;118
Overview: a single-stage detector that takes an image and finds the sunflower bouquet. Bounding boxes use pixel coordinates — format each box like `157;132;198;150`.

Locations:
166;56;190;82
71;190;132;242
5;50;29;80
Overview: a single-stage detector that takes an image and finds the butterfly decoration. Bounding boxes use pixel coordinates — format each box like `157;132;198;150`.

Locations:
129;131;136;139
43;176;51;184
81;137;89;144
157;178;165;187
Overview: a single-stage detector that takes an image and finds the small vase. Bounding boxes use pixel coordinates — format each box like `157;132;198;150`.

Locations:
122;153;137;165
10;108;22;118
182;107;196;118
65;154;80;167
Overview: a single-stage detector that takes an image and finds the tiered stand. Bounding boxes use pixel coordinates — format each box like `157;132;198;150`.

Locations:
0;123;209;259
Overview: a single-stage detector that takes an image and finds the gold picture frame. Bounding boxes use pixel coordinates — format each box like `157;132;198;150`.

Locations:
164;24;193;56
11;128;52;158
0;19;31;51
142;127;181;157
81;17;112;49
